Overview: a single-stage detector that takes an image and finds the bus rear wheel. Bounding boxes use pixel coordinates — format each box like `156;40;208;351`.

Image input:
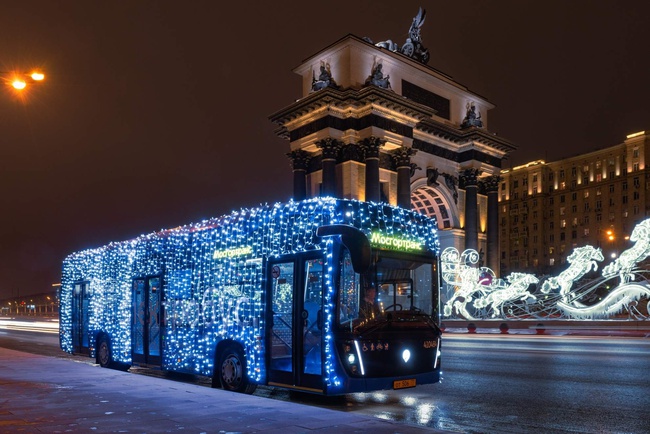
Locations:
218;346;256;394
97;336;113;368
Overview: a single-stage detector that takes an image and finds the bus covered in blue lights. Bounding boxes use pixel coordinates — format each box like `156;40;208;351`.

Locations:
60;197;442;395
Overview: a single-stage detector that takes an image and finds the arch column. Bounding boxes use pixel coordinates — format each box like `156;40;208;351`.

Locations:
460;168;480;252
391;147;417;209
360;137;384;203
286;149;312;201
316;138;342;197
483;175;502;275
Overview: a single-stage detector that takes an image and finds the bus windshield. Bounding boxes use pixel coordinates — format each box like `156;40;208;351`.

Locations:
338;251;436;331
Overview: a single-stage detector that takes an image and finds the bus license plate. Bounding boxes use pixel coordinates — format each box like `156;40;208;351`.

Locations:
393;379;416;389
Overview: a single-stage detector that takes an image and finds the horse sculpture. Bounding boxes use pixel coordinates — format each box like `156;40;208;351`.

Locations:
602;218;650;284
541;245;604;304
366;8;430;64
473;272;538;318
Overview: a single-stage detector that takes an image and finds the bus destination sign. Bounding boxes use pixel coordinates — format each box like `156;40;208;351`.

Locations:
213;246;253;259
370;232;423;252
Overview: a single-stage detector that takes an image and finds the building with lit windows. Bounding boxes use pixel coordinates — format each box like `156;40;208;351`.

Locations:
499;131;650;276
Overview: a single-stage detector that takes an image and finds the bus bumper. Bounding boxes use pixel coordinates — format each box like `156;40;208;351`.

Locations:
333;369;441;395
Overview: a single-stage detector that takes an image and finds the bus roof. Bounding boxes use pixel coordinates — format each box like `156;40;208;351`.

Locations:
64;197;440;262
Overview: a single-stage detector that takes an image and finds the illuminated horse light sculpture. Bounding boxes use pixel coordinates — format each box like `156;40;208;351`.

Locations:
441;218;650;320
442;248;538;319
602;219;650;284
540;246;604;304
558;218;650;319
473;272;539;318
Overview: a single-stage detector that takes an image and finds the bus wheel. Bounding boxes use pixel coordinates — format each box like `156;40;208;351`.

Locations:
97;336;113;368
219;346;257;394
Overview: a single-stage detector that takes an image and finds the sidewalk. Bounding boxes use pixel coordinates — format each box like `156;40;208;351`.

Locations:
0;347;446;433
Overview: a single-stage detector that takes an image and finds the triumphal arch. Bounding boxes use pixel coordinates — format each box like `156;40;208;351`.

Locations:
270;8;516;274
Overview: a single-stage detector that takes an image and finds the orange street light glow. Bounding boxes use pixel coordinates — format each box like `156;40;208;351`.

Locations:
31;72;45;81
12;80;27;90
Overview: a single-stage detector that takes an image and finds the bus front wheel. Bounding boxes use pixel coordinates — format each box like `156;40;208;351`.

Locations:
97;336;113;368
218;346;257;394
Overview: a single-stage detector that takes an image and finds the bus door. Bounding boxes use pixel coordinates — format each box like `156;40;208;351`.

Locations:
71;281;90;355
132;276;163;365
268;256;324;392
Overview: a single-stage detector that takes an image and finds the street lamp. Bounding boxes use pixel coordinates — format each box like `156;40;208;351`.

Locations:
606;228;617;259
4;70;45;92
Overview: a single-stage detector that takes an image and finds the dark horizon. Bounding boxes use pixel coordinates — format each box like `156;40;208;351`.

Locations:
1;1;648;298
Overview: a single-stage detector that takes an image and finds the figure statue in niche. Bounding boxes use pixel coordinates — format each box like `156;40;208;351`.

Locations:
461;102;483;128
410;162;421;177
443;173;458;204
362;7;430;65
426;167;440;186
365;63;391;89
311;63;339;91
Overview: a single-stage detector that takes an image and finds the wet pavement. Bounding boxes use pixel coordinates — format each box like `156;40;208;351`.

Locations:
0;347;450;433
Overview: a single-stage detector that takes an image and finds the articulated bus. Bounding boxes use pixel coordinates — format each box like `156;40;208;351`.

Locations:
60;197;442;395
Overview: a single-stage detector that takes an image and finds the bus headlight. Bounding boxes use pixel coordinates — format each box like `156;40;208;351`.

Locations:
341;340;365;376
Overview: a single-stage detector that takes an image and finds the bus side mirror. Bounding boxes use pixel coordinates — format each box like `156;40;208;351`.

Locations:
316;224;371;274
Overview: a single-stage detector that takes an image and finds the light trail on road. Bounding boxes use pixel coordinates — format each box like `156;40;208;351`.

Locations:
0;318;59;334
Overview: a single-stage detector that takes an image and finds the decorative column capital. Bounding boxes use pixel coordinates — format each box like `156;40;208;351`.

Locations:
316;138;343;160
459;168;481;188
286;149;312;171
359;136;385;159
481;175;503;193
390;146;417;169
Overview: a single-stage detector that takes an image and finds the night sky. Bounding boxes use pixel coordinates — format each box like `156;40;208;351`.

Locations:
1;1;648;298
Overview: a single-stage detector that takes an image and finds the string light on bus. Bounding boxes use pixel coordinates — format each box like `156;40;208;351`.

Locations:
60;197;439;391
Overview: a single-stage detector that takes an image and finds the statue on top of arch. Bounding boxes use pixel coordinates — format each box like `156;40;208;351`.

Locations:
365;62;391;89
363;7;430;65
311;62;339;92
461;101;483;128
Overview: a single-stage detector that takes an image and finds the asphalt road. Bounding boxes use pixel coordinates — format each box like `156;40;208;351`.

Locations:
1;321;649;433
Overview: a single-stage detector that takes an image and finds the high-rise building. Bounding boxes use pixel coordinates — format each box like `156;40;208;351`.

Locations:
499;131;649;275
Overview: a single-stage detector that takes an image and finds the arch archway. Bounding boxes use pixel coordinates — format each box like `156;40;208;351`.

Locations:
410;185;456;230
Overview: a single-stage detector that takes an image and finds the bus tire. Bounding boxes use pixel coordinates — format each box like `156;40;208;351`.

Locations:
97;335;113;368
218;345;257;394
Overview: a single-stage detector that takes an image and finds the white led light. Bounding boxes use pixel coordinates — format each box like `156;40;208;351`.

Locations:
347;353;355;364
402;349;411;363
354;340;365;375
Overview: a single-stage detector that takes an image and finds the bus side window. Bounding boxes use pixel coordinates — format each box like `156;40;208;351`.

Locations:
338;250;360;327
